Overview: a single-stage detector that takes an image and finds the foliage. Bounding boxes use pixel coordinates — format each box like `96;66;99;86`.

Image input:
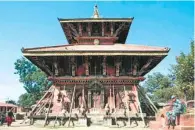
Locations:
143;40;194;102
17;93;42;107
14;57;52;107
142;72;182;102
143;72;173;94
171;41;194;100
5;99;17;105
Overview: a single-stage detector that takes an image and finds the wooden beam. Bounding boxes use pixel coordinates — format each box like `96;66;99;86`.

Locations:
33;57;53;76
68;85;76;127
30;86;54;116
113;23;126;37
66;23;79;36
44;88;55;127
138;58;153;75
134;84;145;127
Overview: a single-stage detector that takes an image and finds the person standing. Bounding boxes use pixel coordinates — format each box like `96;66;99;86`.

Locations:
0;111;6;125
6;109;14;126
166;95;183;128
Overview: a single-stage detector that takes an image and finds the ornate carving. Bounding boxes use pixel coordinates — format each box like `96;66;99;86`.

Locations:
139;58;154;75
85;56;89;76
132;58;139;76
113;23;128;37
88;91;91;108
102;22;104;36
115;57;121;77
101;89;105;108
87;23;91;36
71;57;76;76
78;23;82;36
33;57;52;76
102;56;106;76
66;23;79;37
111;22;114;36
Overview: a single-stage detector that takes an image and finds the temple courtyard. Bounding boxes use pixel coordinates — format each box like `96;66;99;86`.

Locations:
0;120;149;130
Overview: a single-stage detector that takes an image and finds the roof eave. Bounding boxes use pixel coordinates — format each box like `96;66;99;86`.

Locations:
58;17;134;23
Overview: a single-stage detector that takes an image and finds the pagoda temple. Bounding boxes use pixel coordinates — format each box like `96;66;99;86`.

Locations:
22;5;170;127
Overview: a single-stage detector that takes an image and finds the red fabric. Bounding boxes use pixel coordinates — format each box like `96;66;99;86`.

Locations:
76;65;85;76
106;66;115;76
6;116;12;126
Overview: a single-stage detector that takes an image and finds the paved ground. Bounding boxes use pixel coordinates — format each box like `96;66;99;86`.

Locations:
0;120;150;130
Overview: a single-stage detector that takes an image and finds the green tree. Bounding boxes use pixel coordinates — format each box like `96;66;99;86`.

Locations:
14;57;52;107
143;72;172;94
143;72;183;102
171;41;194;100
5;99;17;105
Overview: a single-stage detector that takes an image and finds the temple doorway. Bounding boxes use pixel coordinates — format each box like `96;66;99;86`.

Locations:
88;80;104;109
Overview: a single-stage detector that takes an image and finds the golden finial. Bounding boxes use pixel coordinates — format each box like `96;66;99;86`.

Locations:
93;4;100;18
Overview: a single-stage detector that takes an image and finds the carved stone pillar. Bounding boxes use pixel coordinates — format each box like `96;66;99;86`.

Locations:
101;89;105;108
71;57;76;77
88;91;91;108
85;56;89;76
103;56;106;76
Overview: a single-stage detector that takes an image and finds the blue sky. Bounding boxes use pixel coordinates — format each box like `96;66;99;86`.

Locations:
0;1;193;102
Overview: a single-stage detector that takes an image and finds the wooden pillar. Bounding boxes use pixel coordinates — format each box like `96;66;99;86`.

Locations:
88;91;91;108
101;89;105;108
109;87;112;108
133;58;138;76
115;57;120;77
88;23;91;36
71;57;75;77
102;22;104;36
85;56;89;76
103;56;106;76
111;22;114;36
53;57;58;76
78;23;82;36
113;85;115;109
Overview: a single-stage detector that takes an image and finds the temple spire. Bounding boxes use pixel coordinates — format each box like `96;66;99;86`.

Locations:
92;4;100;18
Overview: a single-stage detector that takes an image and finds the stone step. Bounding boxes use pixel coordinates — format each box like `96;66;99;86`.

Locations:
149;121;162;130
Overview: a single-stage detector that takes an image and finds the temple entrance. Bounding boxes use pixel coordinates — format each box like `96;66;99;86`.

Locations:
88;80;104;109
